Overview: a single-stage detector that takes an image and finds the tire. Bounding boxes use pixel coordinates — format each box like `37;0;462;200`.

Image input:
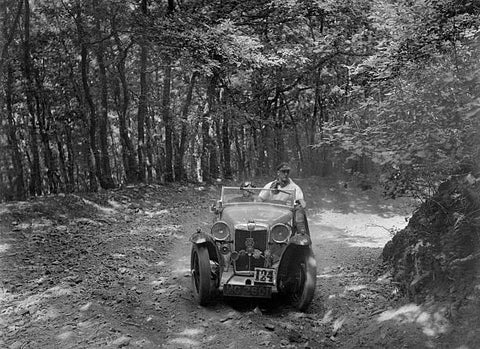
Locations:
279;247;317;311
190;244;211;305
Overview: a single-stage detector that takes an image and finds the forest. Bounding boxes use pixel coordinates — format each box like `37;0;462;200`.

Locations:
0;0;479;201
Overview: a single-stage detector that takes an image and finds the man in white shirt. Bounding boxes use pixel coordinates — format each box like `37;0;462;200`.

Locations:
258;162;309;235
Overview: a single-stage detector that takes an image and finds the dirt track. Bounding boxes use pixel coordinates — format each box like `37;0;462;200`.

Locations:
0;179;457;348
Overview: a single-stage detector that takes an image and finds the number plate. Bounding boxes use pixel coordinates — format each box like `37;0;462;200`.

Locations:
223;284;272;298
254;268;275;284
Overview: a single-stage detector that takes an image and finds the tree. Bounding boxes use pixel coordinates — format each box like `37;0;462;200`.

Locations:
1;0;478;201
23;0;42;196
94;0;115;189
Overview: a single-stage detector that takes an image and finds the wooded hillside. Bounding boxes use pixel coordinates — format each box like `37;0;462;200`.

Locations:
1;0;479;201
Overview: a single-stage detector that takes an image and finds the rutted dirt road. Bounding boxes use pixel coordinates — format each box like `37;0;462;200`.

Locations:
0;178;455;348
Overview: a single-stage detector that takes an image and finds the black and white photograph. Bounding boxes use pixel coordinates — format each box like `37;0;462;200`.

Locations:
0;0;479;348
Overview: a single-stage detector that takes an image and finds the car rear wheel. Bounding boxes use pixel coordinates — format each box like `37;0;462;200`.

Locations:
191;244;211;305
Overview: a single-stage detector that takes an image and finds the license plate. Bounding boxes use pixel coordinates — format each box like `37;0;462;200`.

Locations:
223;284;272;298
254;268;275;284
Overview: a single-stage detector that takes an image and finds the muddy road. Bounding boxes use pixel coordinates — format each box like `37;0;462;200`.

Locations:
0;179;454;348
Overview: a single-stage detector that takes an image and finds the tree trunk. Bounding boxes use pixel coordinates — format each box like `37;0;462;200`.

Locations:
37;90;58;194
95;15;115;189
201;75;218;183
6;63;25;200
55;127;68;193
136;0;149;182
201;117;211;183
221;97;232;179
233;127;245;178
65;115;76;192
113;27;138;183
137;44;147;182
81;44;100;191
0;0;23;84
162;57;173;182
74;6;99;192
23;0;42;196
174;72;196;181
145;112;154;182
2;3;25;200
282;92;304;172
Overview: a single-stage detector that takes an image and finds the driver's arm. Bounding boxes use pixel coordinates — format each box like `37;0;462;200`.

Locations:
296;198;307;208
257;183;272;202
295;187;307;208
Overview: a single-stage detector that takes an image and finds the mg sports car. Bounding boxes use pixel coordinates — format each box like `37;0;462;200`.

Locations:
190;185;317;311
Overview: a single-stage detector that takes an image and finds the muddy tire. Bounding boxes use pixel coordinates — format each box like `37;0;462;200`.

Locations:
191;244;211;305
279;247;317;311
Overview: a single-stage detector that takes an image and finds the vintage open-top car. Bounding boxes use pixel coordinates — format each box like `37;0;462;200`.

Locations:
190;185;317;311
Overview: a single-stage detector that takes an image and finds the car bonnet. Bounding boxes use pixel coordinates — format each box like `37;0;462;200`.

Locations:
221;204;293;227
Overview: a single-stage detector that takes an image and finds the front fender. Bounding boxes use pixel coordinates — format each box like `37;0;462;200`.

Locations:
190;230;221;266
288;233;312;246
190;230;215;245
277;243;316;291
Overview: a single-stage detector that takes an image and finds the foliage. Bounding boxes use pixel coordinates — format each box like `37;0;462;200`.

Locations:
383;174;480;302
316;0;480;199
0;0;479;200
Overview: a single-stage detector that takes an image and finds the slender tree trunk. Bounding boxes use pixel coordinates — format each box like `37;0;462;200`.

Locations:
23;0;41;196
108;125;121;184
137;44;147;182
65;115;75;192
174;72;196;181
145;114;154;182
55;127;68;193
201;75;218;183
214;119;223;178
201;117;211;183
0;0;23;83
33;69;58;194
233;127;245;178
6;63;25;200
37;94;57;194
81;44;100;191
95;16;115;189
304;68;321;175
282;92;304;171
2;3;25;200
222;114;232;179
113;27;138;183
162;57;173;182
136;0;149;182
74;6;99;192
272;94;283;165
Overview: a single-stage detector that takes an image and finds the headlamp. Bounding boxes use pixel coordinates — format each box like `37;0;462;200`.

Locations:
211;221;230;240
271;223;291;243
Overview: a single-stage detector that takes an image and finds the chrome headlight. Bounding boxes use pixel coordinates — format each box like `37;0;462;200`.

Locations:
271;223;291;243
211;221;230;241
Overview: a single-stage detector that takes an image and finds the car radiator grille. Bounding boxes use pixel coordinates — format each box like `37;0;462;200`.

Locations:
234;229;268;272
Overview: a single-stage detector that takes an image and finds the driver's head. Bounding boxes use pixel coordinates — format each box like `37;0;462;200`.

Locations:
240;182;255;196
276;162;291;184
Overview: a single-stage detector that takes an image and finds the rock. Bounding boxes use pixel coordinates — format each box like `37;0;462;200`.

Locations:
9;341;23;349
288;329;303;343
264;323;275;331
253;306;262;314
112;335;131;347
80;302;92;311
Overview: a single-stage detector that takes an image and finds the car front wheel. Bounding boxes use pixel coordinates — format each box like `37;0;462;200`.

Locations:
190;244;211;305
279;247;317;311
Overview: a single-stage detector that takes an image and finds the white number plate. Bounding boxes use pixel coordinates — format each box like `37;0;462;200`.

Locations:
254;268;275;284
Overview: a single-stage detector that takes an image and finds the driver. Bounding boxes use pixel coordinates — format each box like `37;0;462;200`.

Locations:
258;162;309;235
